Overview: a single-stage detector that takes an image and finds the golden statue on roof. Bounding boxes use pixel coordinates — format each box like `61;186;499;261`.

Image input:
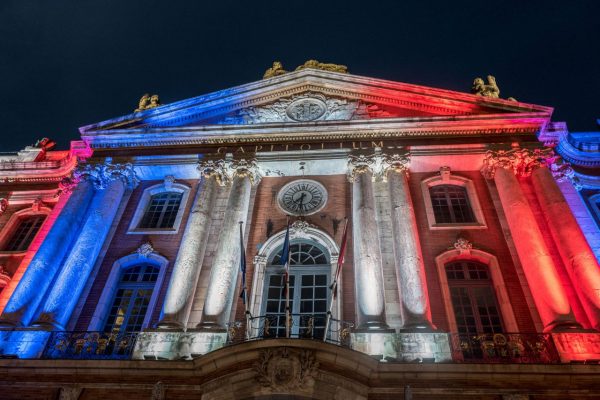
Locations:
263;60;348;79
471;75;500;98
135;93;161;112
296;59;348;73
263;61;287;79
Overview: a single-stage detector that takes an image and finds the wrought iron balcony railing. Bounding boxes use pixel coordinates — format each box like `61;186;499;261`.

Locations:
42;331;138;360
449;333;560;363
225;313;354;347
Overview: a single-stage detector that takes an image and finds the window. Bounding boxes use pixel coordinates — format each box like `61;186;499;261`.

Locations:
139;192;183;229
3;214;46;251
421;168;486;229
127;179;191;234
262;241;330;339
430;185;475;224
103;264;159;333
446;261;503;335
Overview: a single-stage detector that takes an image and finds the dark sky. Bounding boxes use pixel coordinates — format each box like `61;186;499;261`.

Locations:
1;1;598;151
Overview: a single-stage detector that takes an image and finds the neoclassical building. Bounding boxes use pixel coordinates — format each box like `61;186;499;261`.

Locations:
0;63;599;399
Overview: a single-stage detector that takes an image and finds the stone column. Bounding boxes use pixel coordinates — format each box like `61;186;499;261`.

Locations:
198;159;259;329
0;176;95;327
32;162;138;329
532;164;600;330
157;161;224;328
483;149;580;332
348;154;389;330
384;154;434;330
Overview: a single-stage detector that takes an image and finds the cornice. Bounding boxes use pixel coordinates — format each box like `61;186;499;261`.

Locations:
83;114;546;150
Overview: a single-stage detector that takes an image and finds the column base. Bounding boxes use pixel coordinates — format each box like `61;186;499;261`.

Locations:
399;321;437;333
195;321;227;332
0;329;52;359
544;321;585;333
350;332;452;362
131;329;227;360
354;321;393;332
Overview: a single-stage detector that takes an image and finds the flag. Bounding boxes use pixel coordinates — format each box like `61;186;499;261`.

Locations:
332;218;348;299
280;221;291;299
239;222;247;304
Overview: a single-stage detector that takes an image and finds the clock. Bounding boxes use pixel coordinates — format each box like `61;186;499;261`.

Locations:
277;179;328;216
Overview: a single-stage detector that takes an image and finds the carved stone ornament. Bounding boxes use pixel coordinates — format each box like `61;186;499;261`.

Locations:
226;158;262;185
254;347;319;392
136;242;155;258
291;220;314;237
31;197;43;212
348;150;410;182
198;159;228;186
0;198;8;215
57;175;80;196
221;92;387;125
295;59;348;74
151;381;165;400
453;238;473;255
74;161;139;190
481;147;554;179
263;61;287;79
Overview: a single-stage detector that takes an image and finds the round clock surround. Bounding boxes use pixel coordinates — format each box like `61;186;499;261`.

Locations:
277;179;328;216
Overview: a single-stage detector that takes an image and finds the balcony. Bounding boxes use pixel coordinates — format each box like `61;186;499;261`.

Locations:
1;319;596;363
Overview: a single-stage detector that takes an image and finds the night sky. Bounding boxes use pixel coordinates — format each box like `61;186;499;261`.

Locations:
1;1;598;151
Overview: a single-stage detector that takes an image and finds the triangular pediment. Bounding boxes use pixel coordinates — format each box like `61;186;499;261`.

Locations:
81;68;552;135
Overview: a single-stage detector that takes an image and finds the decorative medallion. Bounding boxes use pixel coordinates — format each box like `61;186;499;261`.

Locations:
286;98;327;121
277;179;327;216
254;347;319;392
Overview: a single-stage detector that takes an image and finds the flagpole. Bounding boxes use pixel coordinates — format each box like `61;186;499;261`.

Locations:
324;217;348;342
239;221;251;340
285;217;291;339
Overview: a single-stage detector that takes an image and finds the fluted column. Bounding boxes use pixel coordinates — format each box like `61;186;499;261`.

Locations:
483;148;580;332
532;164;600;330
0;177;95;327
158;161;224;328
198;159;260;329
32;162;138;329
348;154;389;330
384;153;434;330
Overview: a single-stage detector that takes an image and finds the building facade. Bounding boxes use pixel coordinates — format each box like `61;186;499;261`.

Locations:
0;63;600;399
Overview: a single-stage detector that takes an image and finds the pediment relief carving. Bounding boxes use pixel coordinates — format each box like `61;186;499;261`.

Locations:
219;92;393;125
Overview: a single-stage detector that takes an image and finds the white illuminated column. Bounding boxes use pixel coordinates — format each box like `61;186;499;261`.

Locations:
158;161;224;328
483;149;580;332
0;177;95;327
531;165;600;330
384;154;434;330
348;154;389;330
198;159;259;330
32;162;138;329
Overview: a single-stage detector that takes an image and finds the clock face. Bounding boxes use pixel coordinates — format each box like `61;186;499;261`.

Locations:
277;179;328;216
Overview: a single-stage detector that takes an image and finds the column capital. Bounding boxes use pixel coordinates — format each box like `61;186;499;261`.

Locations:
199;157;262;186
198;159;228;186
481;147;554;179
225;158;262;185
348;151;410;182
74;161;139;190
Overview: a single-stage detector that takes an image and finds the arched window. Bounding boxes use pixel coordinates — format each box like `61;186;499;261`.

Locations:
429;185;475;224
139;192;183;229
262;241;330;339
3;214;46;251
445;261;503;335
421;168;486;229
103;264;160;333
127;179;191;234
